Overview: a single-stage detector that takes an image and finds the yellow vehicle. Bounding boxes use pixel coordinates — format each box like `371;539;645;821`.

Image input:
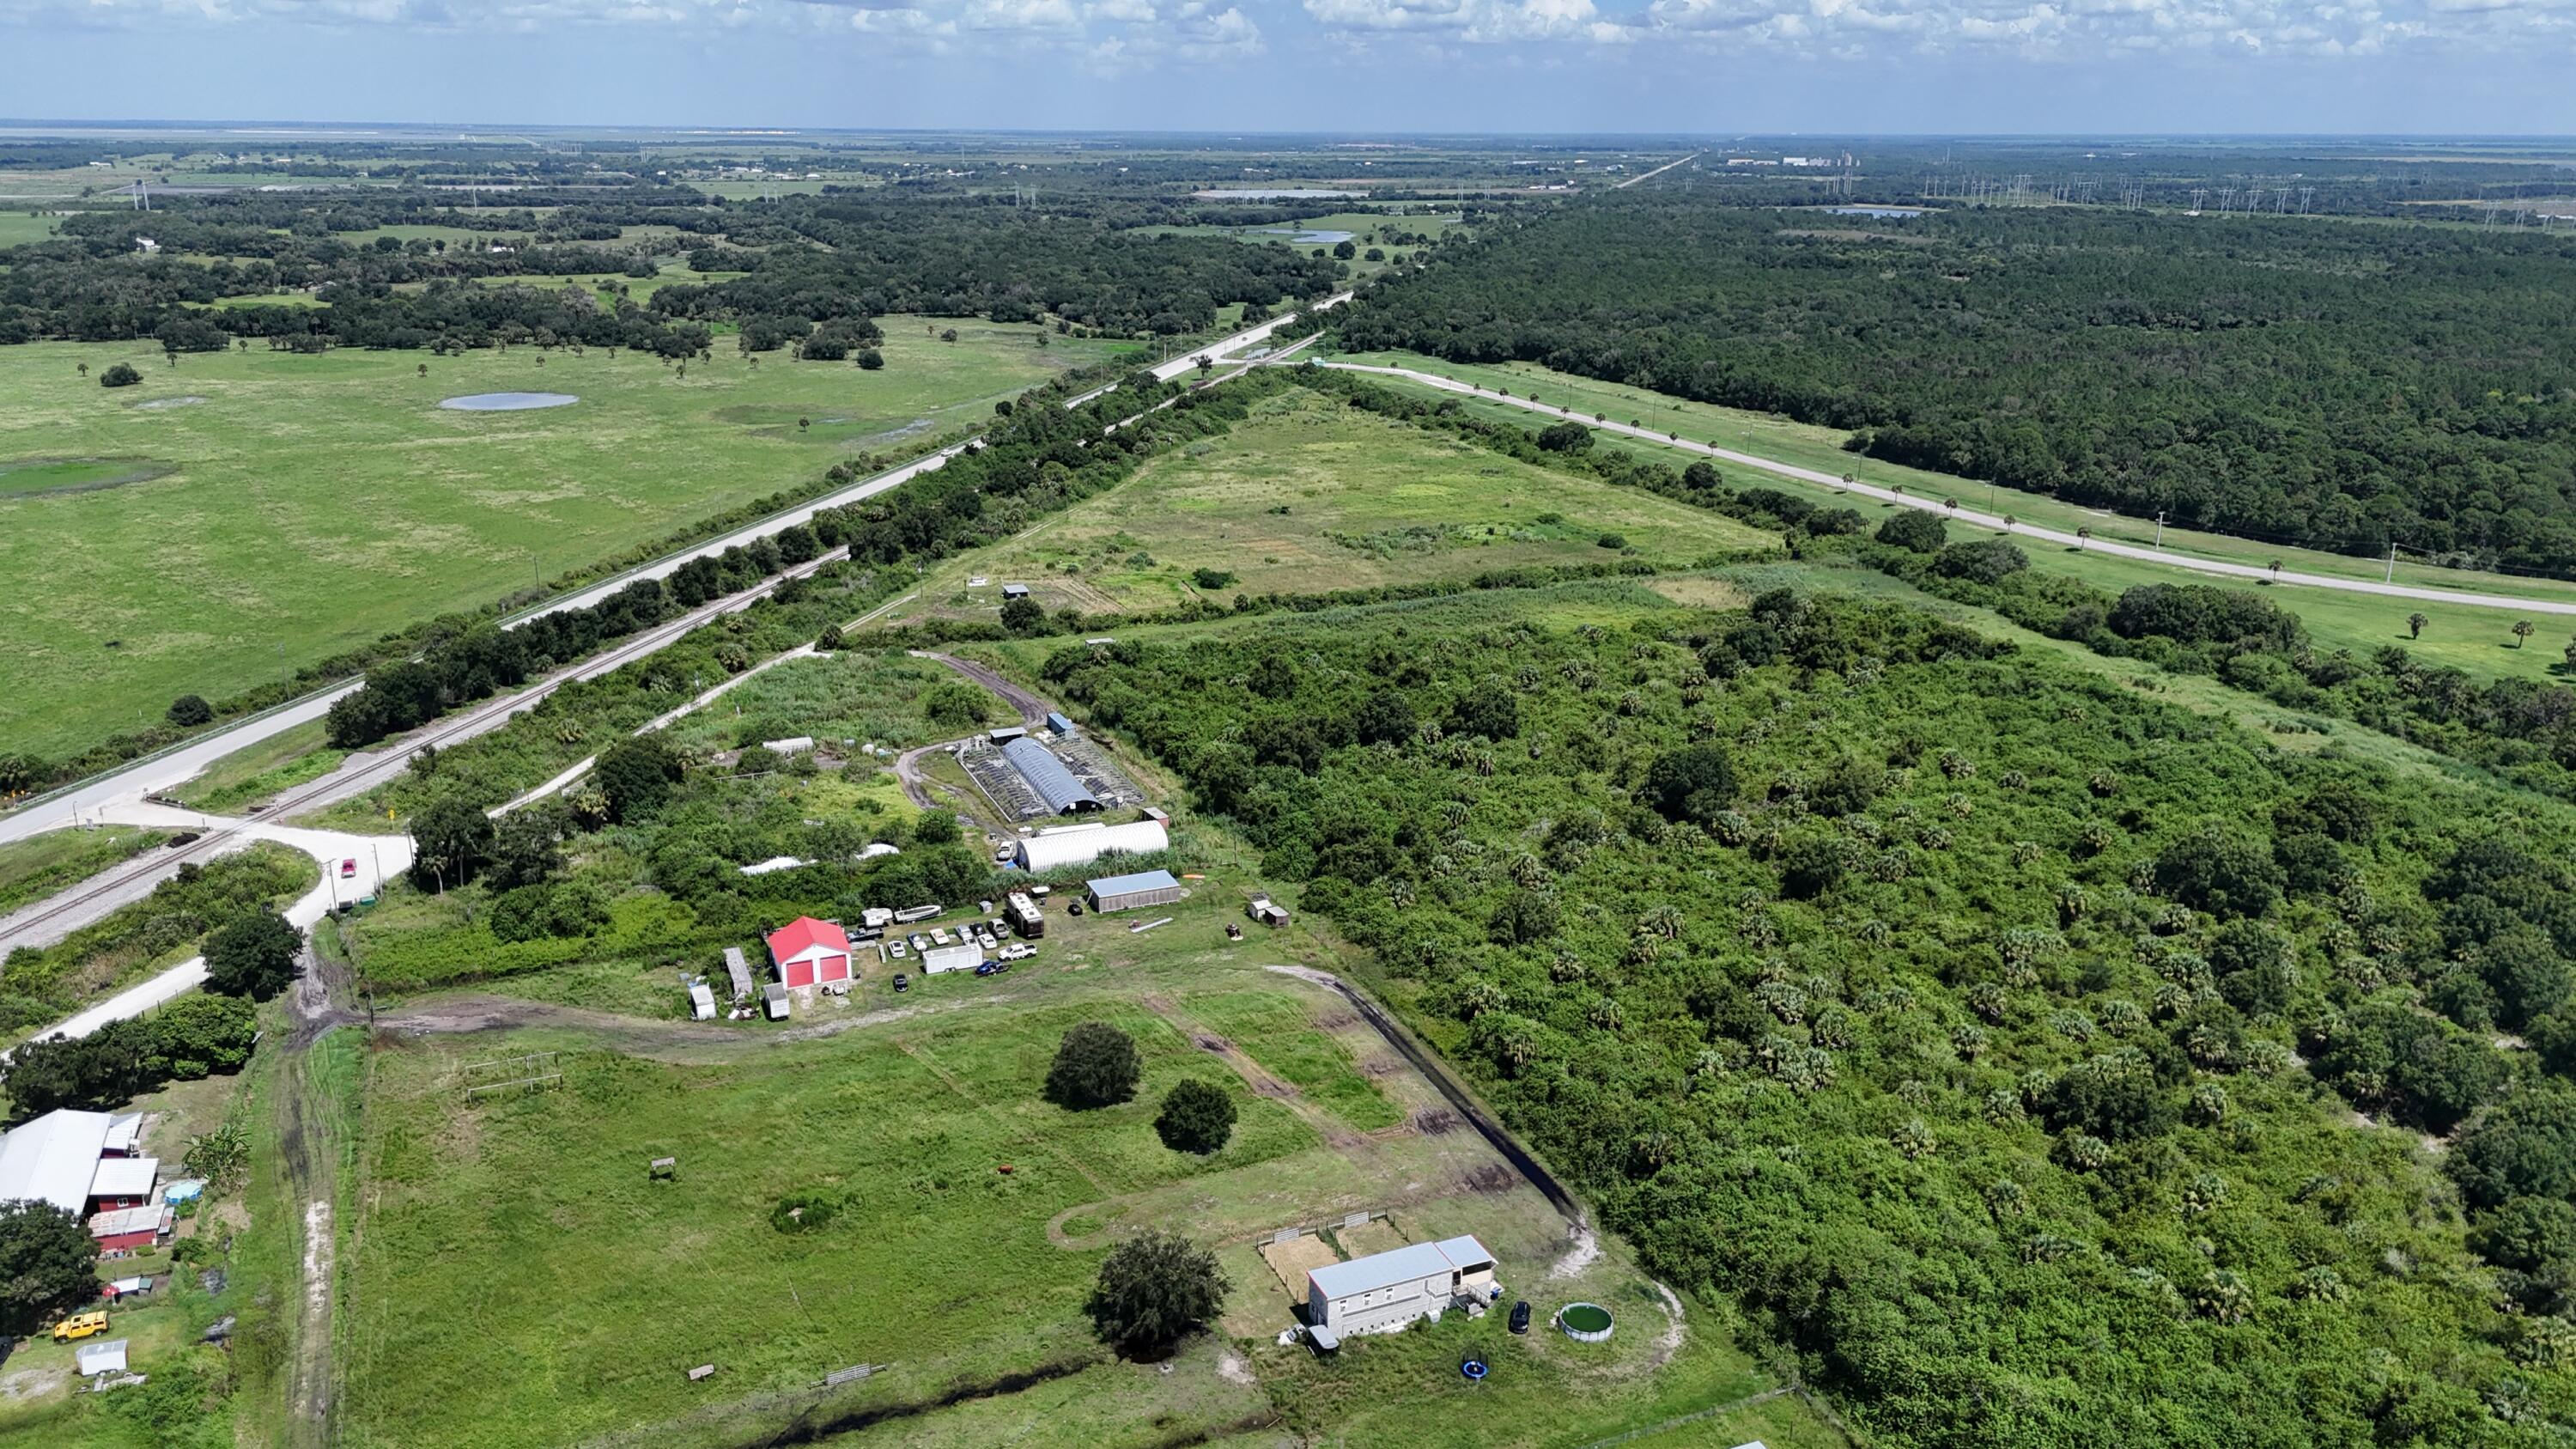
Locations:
51;1312;108;1342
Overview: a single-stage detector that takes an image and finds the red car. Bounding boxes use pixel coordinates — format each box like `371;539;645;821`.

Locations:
339;858;358;879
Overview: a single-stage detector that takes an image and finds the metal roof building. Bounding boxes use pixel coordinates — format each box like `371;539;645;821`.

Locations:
1015;819;1169;873
0;1109;114;1213
722;947;754;1001
1003;737;1100;815
1305;1235;1498;1339
1087;868;1184;913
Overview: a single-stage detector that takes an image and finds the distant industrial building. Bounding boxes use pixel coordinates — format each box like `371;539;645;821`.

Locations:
1305;1235;1498;1345
1002;736;1101;815
1014;819;1169;873
1087;869;1184;913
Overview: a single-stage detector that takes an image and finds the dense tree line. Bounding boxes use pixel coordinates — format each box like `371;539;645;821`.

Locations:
653;198;1341;339
1337;198;2576;571
1039;581;2576;1445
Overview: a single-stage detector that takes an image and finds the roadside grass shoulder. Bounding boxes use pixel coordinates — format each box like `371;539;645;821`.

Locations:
0;825;170;917
1340;350;2576;621
1331;349;2576;672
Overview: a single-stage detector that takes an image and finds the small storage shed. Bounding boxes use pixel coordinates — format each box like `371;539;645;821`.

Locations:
766;917;854;989
1045;711;1076;737
1248;893;1291;928
722;947;754;1001
88;1204;173;1252
687;982;716;1021
762;983;790;1020
1001;583;1031;600
1087;869;1184;914
76;1339;129;1376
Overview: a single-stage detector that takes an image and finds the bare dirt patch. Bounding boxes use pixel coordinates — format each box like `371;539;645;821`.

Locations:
1259;1231;1345;1294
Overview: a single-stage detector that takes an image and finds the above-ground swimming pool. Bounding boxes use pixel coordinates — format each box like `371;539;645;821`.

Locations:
1558;1303;1614;1342
439;392;580;412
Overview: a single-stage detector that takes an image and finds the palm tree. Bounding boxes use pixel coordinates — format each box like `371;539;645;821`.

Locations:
2514;619;2537;648
2408;612;2428;639
1944;497;1959;514
2075;527;2093;550
2267;559;2282;581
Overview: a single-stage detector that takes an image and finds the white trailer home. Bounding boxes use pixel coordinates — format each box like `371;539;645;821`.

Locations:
1303;1235;1498;1345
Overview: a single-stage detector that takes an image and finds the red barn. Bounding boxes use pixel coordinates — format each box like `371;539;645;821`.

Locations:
766;917;854;989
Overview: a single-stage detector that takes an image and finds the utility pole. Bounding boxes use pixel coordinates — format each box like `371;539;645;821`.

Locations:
2153;511;2166;549
2386;543;2397;584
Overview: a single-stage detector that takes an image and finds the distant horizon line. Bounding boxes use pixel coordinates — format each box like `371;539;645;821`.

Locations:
4;119;2574;146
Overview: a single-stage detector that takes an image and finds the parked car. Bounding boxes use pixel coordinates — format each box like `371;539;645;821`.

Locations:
908;933;928;952
339;857;358;879
52;1312;108;1342
892;973;910;992
1509;1300;1532;1335
889;941;908;959
975;962;999;977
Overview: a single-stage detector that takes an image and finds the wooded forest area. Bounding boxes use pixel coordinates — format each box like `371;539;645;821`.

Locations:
1338;199;2576;572
1042;581;2576;1446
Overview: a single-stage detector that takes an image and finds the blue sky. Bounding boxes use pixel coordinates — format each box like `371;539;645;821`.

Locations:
3;0;2572;134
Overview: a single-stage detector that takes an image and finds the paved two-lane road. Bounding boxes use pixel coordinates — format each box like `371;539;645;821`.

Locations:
1318;361;2576;618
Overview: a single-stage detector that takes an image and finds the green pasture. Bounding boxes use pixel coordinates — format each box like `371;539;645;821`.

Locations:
331;867;1811;1447
1335;354;2576;685
0;211;63;247
870;389;1773;631
0;320;1138;759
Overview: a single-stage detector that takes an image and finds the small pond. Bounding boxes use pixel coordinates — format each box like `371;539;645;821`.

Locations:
439;392;580;412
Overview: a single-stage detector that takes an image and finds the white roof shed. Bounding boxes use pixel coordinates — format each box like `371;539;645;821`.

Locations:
76;1340;129;1376
89;1155;159;1200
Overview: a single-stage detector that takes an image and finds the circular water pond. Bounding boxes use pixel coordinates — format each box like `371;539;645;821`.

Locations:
439;392;579;412
1558;1302;1613;1342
